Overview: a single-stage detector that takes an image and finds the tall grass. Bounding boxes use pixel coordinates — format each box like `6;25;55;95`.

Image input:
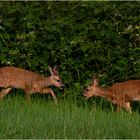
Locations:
0;95;140;139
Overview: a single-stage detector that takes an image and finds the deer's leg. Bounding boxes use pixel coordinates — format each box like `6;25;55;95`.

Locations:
24;93;31;100
116;100;125;112
116;102;131;113
42;88;58;105
0;87;12;99
23;89;31;100
123;102;132;113
116;104;122;112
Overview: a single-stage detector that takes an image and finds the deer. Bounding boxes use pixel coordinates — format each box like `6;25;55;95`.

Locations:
0;66;64;104
83;78;140;113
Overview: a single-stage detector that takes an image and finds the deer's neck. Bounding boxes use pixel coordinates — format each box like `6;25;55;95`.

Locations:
96;87;112;99
35;76;53;88
44;76;53;87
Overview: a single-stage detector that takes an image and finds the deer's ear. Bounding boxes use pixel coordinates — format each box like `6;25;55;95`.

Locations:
48;65;53;75
91;76;98;86
53;65;58;75
93;78;99;86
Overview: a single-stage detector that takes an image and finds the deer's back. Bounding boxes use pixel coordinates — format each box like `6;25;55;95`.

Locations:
0;66;44;89
110;80;140;101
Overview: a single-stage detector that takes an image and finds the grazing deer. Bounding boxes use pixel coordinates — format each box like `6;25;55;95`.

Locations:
0;66;64;104
83;78;140;113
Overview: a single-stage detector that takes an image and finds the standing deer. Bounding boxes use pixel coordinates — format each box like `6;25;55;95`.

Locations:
83;78;140;113
0;66;64;104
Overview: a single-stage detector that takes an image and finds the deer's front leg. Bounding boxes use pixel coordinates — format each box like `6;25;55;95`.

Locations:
42;88;58;105
0;87;12;99
116;100;124;112
23;88;31;100
116;104;122;112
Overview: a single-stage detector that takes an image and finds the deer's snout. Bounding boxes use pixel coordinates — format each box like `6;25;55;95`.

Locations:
83;91;87;98
60;85;65;90
82;88;91;99
59;80;64;89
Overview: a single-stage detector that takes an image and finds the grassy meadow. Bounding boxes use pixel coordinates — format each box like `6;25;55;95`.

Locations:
0;93;140;139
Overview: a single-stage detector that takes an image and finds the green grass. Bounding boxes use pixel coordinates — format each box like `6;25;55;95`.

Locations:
0;95;140;139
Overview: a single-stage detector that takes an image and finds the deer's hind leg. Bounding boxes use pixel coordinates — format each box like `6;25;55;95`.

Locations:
123;102;132;113
0;87;12;99
116;102;132;113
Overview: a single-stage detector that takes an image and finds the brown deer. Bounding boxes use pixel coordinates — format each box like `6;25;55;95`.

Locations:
0;66;64;104
83;78;140;113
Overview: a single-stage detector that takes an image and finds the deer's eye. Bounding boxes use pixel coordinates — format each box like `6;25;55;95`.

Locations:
57;79;60;82
86;89;89;91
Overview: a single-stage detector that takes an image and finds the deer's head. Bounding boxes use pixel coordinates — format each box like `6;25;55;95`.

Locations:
83;78;100;99
48;66;64;89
